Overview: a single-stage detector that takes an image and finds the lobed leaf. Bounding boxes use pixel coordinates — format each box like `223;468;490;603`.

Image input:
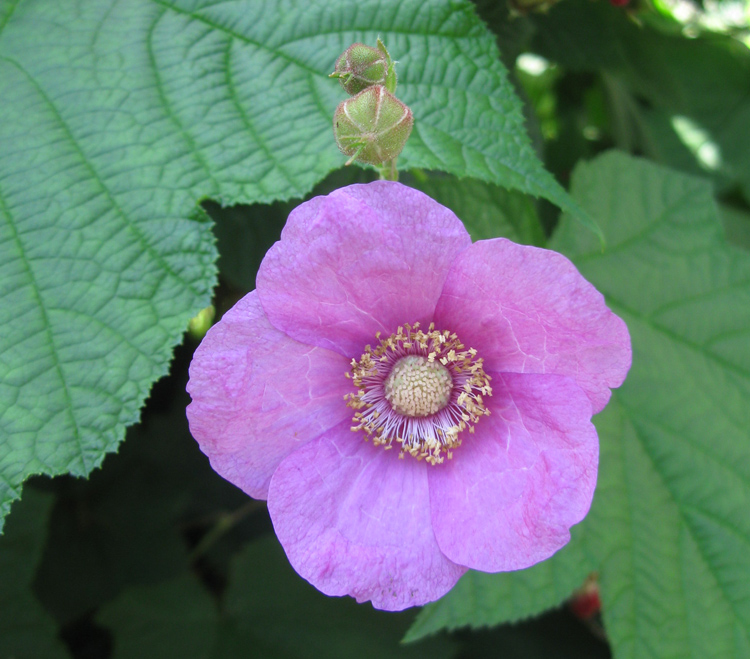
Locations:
552;151;750;659
406;152;750;656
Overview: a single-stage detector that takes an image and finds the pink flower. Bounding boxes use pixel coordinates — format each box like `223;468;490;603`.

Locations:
187;182;631;611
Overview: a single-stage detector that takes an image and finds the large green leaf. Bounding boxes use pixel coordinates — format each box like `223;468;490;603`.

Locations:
0;0;588;530
404;528;593;640
551;151;750;658
0;489;70;659
406;152;750;655
0;4;218;531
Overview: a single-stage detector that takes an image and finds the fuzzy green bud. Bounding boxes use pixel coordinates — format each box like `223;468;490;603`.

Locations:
330;39;397;96
333;85;413;166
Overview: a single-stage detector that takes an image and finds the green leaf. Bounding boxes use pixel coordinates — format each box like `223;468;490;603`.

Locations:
407;175;546;246
0;489;70;659
221;535;457;659
551;151;750;658
404;529;593;641
97;575;219;659
0;0;597;531
0;8;218;531
721;204;750;251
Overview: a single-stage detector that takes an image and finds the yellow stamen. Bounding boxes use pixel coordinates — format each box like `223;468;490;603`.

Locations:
344;322;491;465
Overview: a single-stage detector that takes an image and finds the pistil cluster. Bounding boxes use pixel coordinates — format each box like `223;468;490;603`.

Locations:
346;322;492;465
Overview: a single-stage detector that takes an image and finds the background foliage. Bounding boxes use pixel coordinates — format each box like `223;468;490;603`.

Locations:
1;0;749;657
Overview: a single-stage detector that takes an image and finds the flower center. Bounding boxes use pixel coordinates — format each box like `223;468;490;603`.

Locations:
346;322;491;465
384;356;452;417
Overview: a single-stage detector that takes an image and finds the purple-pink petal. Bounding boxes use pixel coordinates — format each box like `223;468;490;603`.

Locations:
434;238;631;413
428;373;598;572
187;180;634;610
257;181;472;358
186;291;351;499
267;421;467;611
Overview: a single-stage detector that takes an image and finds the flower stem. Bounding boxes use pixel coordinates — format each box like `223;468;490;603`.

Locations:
188;500;262;562
379;158;398;181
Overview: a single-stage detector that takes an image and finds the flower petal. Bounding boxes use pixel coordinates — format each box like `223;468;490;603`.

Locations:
186;291;351;499
257;181;472;357
267;420;466;610
428;372;598;572
434;238;631;413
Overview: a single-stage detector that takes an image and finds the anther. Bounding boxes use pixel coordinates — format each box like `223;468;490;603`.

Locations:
345;322;491;465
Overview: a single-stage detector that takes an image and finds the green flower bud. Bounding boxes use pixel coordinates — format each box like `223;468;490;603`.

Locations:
333;85;413;166
330;39;397;96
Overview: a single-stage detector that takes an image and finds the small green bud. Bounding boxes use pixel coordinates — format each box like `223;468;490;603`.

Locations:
188;305;215;340
333;85;413;166
330;39;397;95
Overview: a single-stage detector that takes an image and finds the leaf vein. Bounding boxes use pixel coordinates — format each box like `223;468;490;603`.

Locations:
0;56;203;299
222;37;301;191
0;0;20;38
626;416;750;643
145;6;221;196
611;298;750;381
0;182;86;469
